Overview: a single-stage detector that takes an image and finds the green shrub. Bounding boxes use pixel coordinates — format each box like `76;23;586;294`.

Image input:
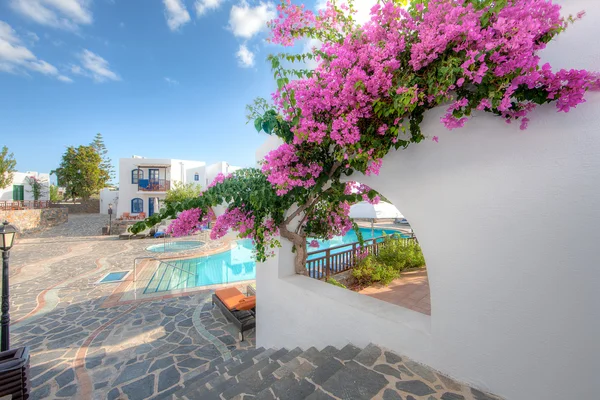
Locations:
352;256;399;287
375;238;426;272
326;278;347;289
351;238;426;288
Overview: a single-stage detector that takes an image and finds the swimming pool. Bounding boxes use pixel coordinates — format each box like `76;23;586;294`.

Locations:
144;228;408;293
146;241;204;253
145;239;256;293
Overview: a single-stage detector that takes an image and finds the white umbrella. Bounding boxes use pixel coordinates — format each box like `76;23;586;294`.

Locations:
349;201;404;219
349;201;404;235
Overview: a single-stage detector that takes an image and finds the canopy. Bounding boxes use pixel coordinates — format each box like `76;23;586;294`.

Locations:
349;201;404;220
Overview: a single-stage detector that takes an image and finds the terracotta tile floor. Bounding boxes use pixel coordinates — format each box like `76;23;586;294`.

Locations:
359;268;431;315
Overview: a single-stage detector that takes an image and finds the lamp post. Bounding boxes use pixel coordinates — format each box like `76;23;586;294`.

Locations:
108;203;113;235
0;221;17;351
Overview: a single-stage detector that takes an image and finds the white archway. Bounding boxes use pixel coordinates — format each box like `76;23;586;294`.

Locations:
256;2;600;398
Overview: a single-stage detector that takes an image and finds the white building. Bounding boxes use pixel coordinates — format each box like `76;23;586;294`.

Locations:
0;171;50;203
117;156;240;218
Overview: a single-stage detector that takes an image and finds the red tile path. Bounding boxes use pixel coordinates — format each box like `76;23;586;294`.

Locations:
359;268;431;315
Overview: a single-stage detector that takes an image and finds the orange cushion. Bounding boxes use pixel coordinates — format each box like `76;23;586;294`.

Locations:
215;288;246;310
235;296;256;311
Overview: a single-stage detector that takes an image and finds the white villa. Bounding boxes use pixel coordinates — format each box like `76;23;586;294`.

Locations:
116;156;240;218
0;171;50;203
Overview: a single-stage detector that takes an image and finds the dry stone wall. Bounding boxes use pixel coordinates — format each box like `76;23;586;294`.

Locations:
0;208;68;233
49;199;100;214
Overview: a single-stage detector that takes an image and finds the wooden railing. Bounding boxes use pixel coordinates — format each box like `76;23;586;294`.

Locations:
305;235;415;280
0;201;51;211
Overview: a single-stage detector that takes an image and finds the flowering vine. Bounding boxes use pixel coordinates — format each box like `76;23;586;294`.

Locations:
134;0;598;275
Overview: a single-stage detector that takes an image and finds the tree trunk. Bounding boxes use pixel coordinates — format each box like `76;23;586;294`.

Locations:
279;225;308;275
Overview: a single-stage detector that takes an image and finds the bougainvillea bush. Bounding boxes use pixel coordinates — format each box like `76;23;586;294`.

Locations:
133;0;598;274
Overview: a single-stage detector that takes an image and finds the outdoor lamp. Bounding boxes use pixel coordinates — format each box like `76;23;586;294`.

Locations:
0;221;16;251
0;220;17;351
108;204;113;235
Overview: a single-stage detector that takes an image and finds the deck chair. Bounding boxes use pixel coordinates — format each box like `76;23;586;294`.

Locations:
212;287;256;341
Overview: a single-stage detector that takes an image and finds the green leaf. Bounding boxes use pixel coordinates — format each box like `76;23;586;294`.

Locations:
262;119;275;134
254;117;263;132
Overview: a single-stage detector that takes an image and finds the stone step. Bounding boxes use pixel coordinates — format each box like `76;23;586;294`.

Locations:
255;373;317;400
318;359;391;400
334;343;362;362
220;348;300;399
235;346;266;363
178;355;241;399
276;346;303;364
353;343;384;367
176;347;280;399
221;357;281;399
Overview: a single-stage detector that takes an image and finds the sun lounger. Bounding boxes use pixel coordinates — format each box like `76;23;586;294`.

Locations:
212;287;256;341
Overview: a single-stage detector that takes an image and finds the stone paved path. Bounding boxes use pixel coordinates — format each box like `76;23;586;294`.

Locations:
4;215;255;400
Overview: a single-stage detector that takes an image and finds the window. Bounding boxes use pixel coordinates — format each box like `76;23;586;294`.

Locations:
132;169;143;184
131;198;143;213
13;185;24;201
194;173;199;181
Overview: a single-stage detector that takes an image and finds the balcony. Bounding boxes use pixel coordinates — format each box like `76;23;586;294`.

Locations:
138;179;170;192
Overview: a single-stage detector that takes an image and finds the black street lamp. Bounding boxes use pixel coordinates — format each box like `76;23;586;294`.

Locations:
0;221;17;352
108;203;113;235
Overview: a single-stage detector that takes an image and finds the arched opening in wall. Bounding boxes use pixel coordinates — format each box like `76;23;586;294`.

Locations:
307;182;431;316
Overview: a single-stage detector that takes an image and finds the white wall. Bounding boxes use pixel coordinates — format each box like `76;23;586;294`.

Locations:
0;171;50;201
255;136;284;167
99;188;119;215
205;161;242;187
257;1;600;399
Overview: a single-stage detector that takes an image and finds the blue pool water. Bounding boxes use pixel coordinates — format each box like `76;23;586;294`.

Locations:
146;241;204;253
309;228;409;255
144;228;408;293
100;271;129;283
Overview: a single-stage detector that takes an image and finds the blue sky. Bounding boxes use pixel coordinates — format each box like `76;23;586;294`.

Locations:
0;0;327;179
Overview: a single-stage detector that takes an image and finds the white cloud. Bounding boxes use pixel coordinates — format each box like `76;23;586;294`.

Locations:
235;44;254;67
0;20;71;81
25;31;40;44
164;76;179;85
195;0;226;16
119;21;125;28
72;49;120;82
9;0;93;31
302;38;321;69
316;0;376;25
58;74;73;82
163;0;191;31
229;1;275;39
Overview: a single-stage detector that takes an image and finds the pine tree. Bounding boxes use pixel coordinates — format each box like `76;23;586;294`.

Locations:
91;133;115;185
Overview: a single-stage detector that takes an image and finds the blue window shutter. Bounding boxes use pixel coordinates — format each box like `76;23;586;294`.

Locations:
131;198;143;213
132;169;143;184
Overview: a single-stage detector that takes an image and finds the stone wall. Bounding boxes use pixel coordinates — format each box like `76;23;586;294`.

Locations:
49;199;99;214
0;208;68;233
328;270;354;287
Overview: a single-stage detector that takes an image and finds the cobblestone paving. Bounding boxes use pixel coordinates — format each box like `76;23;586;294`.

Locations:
5;215;255;400
22;213;110;238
